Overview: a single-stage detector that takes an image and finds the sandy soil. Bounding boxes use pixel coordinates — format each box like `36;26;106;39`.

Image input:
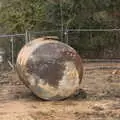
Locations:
0;62;120;120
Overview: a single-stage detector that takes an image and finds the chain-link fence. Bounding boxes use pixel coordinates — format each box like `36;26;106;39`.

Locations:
65;29;120;59
0;29;120;71
0;34;25;70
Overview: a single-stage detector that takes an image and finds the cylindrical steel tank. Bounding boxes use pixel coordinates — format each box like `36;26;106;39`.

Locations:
16;36;83;100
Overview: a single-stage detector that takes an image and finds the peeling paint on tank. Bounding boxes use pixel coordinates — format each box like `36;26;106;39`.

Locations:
58;61;80;96
16;37;83;100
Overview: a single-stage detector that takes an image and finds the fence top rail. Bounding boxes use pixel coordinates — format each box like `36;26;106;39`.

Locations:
31;29;120;34
1;28;120;38
67;29;120;32
0;33;25;38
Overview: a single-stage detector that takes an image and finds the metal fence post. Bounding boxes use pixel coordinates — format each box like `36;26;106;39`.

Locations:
28;31;31;41
60;0;64;42
10;36;14;70
25;30;29;44
64;29;69;44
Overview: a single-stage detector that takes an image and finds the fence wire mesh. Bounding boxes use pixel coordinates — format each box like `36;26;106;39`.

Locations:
0;29;120;71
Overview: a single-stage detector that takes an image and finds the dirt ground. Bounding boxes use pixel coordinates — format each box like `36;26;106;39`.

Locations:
0;62;120;120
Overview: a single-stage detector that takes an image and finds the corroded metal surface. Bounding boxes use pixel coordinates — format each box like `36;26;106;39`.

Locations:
16;36;83;100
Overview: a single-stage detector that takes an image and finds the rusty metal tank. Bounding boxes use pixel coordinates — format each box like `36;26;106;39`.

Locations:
16;36;83;100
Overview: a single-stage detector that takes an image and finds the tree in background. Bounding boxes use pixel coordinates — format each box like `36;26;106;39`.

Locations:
0;0;46;33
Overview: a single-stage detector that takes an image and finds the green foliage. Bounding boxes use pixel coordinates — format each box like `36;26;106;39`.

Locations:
0;0;45;33
0;0;120;58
